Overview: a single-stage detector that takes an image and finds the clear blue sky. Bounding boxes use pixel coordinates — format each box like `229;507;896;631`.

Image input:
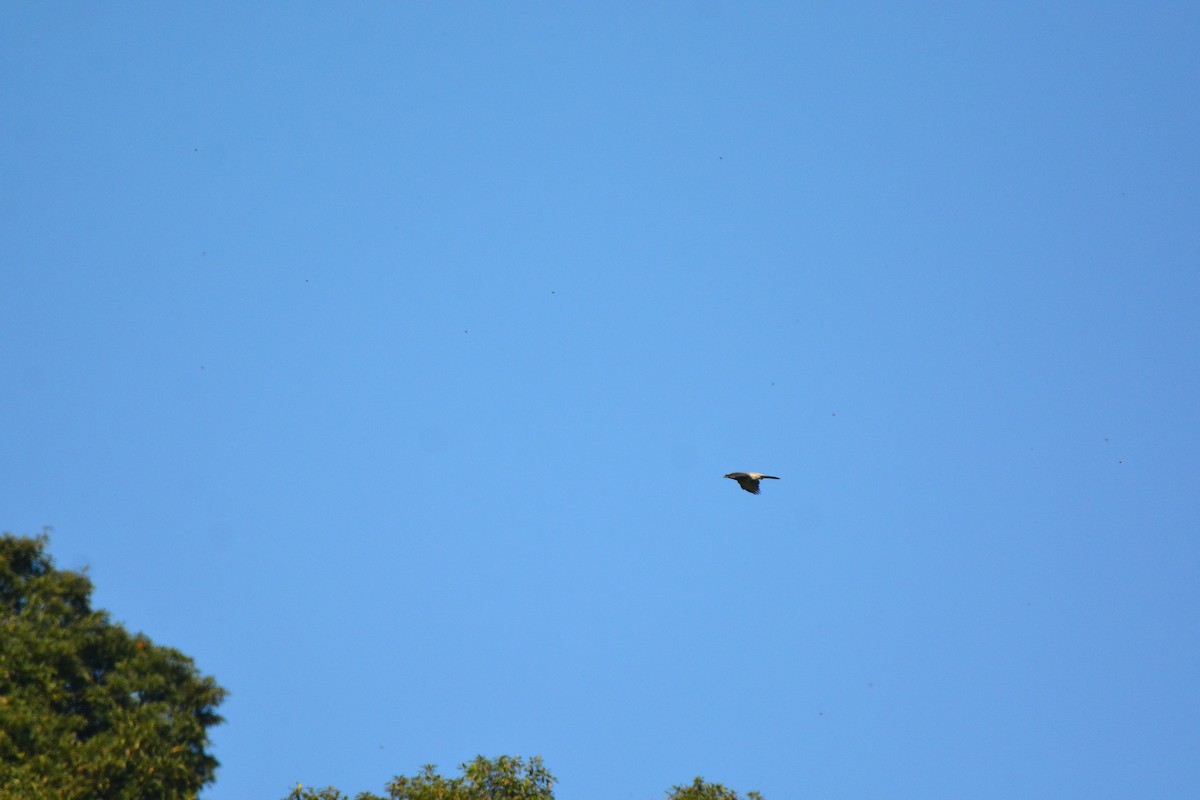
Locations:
3;4;1199;798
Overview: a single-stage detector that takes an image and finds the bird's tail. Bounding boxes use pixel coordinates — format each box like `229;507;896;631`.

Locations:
762;475;780;480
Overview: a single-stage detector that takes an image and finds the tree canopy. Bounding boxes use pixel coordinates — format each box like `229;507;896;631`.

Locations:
665;776;764;800
284;755;763;800
0;533;763;800
0;532;227;800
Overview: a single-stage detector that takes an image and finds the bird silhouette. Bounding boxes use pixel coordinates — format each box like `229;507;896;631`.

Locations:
724;472;780;494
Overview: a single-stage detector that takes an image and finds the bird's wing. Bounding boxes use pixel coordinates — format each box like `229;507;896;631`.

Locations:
738;477;761;494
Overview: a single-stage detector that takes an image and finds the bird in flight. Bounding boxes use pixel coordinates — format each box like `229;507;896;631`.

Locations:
724;472;780;494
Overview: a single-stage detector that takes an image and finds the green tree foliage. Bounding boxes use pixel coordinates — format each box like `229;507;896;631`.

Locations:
285;755;555;800
284;756;762;800
0;532;227;800
665;776;764;800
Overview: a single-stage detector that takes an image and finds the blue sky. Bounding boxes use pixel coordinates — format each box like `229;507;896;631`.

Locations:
3;3;1199;798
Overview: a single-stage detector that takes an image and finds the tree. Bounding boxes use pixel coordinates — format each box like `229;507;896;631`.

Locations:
665;776;764;800
0;531;227;800
284;756;762;800
285;755;555;800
